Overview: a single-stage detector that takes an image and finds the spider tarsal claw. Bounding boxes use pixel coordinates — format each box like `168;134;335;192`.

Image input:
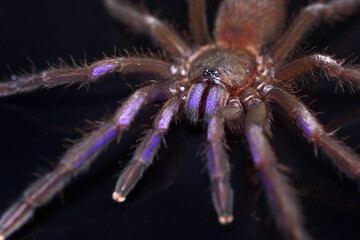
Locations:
112;192;126;202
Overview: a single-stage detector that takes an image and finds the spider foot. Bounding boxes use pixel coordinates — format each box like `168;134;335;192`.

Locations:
112;192;126;203
218;214;234;225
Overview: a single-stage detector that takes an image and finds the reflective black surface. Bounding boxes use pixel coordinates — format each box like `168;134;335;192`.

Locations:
0;0;360;239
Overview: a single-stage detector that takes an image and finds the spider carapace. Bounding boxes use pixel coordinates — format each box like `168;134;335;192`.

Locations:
0;0;360;240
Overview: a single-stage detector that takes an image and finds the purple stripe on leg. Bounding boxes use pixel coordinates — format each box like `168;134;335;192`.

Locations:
92;65;115;77
207;114;233;225
205;86;229;119
296;111;316;136
142;133;161;161
208;147;216;175
118;92;147;126
205;87;218;114
72;126;117;169
113;98;182;202
188;83;206;109
207;117;219;175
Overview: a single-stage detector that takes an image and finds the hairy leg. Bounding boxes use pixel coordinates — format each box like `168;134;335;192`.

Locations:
0;84;173;240
104;0;192;59
241;88;309;240
187;0;211;46
274;54;360;89
113;97;183;202
0;57;182;96
268;0;360;64
206;106;239;225
260;84;360;179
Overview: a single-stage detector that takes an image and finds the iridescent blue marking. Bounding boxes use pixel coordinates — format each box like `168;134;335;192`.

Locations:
205;87;218;114
142;134;161;162
207;118;215;140
92;65;115;77
246;126;280;213
189;84;205;109
119;93;146;126
208;118;218;175
158;102;180;129
73;126;117;168
208;147;216;175
158;109;173;129
298;116;314;136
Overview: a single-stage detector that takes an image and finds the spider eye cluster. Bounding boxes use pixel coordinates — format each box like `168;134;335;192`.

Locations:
203;69;220;78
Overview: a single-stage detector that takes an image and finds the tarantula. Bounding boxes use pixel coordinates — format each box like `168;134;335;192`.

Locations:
0;0;360;239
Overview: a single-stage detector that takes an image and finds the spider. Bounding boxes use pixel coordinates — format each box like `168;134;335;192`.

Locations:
0;0;360;239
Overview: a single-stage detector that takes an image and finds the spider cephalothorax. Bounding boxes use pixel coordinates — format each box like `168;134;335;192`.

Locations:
0;0;360;239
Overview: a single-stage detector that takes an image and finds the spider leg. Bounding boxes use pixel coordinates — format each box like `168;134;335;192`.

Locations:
268;0;360;64
260;84;360;180
0;57;181;96
187;0;211;46
0;84;173;240
274;54;360;89
103;0;192;59
113;97;183;202
241;88;310;240
206;97;243;225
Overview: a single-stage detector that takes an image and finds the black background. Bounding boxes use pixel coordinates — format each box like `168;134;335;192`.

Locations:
0;0;360;239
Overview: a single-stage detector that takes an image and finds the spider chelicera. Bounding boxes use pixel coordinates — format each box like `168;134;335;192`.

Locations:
0;0;360;239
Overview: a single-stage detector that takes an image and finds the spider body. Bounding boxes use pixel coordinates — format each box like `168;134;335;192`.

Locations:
0;0;360;240
185;46;256;122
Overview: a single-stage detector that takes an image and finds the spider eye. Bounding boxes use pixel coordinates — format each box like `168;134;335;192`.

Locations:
203;69;220;78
